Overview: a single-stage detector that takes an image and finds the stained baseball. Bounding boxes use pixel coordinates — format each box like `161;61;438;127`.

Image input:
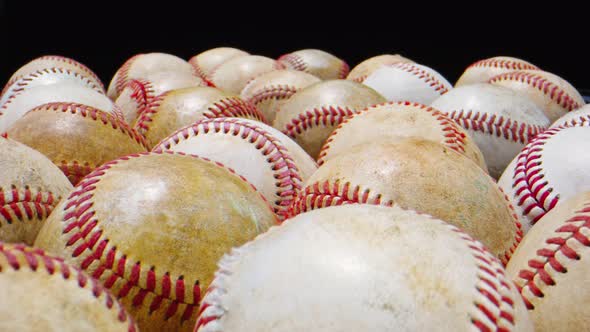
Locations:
455;56;540;87
346;54;414;83
189;47;249;82
277;49;349;80
209;55;282;94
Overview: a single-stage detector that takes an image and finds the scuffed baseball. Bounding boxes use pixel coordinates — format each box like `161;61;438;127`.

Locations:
107;53;196;100
6;103;149;185
240;69;321;123
292;139;522;264
196;204;532;332
209;55;282;94
189;47;249;82
363;62;453;104
489;70;585;122
550;103;590;128
277;49;349;80
506;191;590;331
431;84;550;179
455;56;540;87
346;54;414;83
0;242;138;332
0;136;72;244
498;126;590;233
318;101;487;172
134;86;266;149
2;55;104;96
0;83;122;134
272;80;386;159
153;117;318;220
34;152;278;332
115;71;206;124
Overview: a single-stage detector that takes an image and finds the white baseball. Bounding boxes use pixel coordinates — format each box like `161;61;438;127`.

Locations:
346;54;414;83
209;55;282;94
152;117;317;220
550;103;590;128
0;83;122;133
431;84;550;179
363;62;453;104
189;47;249;82
498;126;590;233
455;56;540;87
196;204;532;332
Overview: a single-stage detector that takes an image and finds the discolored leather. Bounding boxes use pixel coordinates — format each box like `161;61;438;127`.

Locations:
6;103;148;185
506;192;590;332
115;71;206;124
189;47;250;81
551;103;590;128
455;56;540;87
0;242;137;332
346;54;414;83
34;152;278;332
2;55;104;96
0;137;72;244
107;53;196;100
277;49;349;80
135;86;265;149
295;139;521;263
318;101;487;171
196;205;533;332
209;55;282;94
272;80;386;159
240;69;321;123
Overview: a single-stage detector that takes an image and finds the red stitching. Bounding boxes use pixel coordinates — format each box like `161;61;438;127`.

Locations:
447;109;547;144
247;85;299;107
469;58;539;71
277;53;307;72
153;118;303;220
389;62;450;94
0;185;56;225
515;203;590;310
338;61;350;80
0;242;136;331
125;79;156;117
489;71;582;112
317;101;468;166
58;161;97;185
509;127;562;226
282;105;356;139
57;151;276;325
114;54;141;97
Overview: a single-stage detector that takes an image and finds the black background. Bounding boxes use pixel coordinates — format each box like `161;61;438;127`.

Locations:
1;1;587;93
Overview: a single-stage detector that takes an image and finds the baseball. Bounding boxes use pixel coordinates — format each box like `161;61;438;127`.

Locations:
115;71;206;124
209;55;282;94
2;55;104;96
6;103;149;185
506;191;590;331
240;69;321;123
346;54;414;83
153;117;318;220
0;82;123;133
550;103;590;128
489;69;585;122
277;49;349;80
292;139;522;264
272;79;386;159
34;152;278;332
0;136;72;244
196;204;532;332
455;56;540;86
134;86;266;148
362;62;453;104
107;53;197;100
0;242;137;331
317;101;487;172
431;84;550;179
189;47;249;83
498;126;590;233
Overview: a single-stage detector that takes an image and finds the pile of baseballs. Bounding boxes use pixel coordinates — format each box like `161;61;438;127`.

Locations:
1;48;589;332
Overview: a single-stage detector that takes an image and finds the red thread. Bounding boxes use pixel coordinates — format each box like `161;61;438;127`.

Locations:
282;105;356;139
389;62;450;94
469;58;539;71
1;186;57;226
247;85;299;106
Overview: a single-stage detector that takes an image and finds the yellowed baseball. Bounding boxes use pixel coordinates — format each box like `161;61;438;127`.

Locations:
277;49;349;80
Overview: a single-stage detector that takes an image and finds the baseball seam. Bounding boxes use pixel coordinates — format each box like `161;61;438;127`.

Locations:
0;242;137;331
153;118;303;220
338;61;350;79
509;128;561;227
277;53;307;72
125;79;156;121
281;105;357;139
317;101;468;166
391;63;450;95
0;186;57;226
469;58;539;71
247;85;299;107
489;72;582;112
446;109;547;145
514;202;590;310
58;151;276;324
114;54;140;97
